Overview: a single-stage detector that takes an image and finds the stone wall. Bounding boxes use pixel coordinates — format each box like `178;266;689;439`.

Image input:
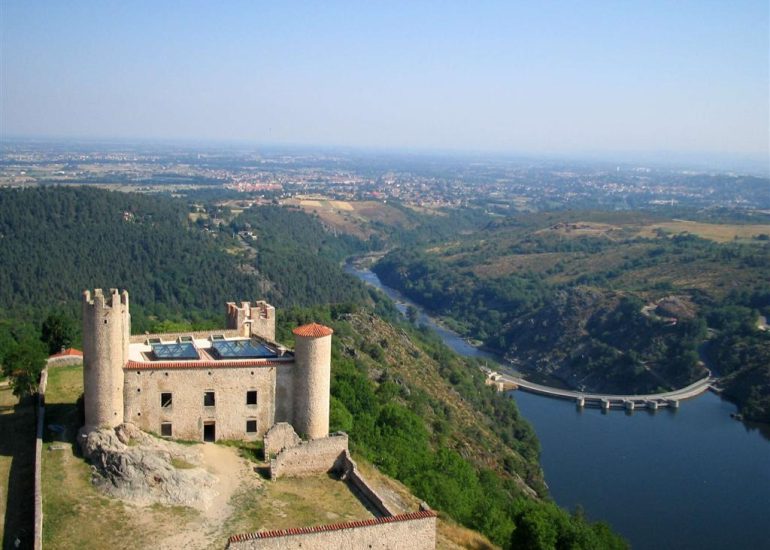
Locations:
269;433;348;479
339;450;395;517
123;363;295;441
263;423;301;457
129;329;241;344
47;356;83;367
33;367;48;550
227;510;437;550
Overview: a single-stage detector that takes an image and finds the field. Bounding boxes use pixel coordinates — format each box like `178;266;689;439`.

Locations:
0;382;35;549
638;220;770;242
284;197;413;238
450;216;770;300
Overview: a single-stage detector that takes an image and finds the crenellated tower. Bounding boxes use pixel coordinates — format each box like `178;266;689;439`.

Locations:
292;323;333;439
226;300;276;341
82;288;130;433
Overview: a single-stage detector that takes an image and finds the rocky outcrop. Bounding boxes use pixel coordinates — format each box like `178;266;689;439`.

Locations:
655;295;697;321
79;423;216;508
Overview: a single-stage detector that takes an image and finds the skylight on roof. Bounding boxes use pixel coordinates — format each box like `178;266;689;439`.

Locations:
150;342;199;361
210;339;276;359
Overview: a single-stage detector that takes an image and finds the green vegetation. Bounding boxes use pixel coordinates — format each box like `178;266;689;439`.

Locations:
0;187;371;332
0;320;48;398
374;210;770;420
216;438;265;463
231;205;370;306
705;298;770;422
40;313;76;355
223;474;374;537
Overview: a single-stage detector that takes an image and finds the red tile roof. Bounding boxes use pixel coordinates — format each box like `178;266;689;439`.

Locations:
124;359;293;370
49;348;83;358
292;323;334;338
227;510;437;543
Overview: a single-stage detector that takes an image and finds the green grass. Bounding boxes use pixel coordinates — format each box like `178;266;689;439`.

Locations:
216;438;264;463
223;474;374;537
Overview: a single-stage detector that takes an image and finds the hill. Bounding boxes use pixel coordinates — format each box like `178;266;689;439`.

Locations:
374;210;770;421
0;187;369;331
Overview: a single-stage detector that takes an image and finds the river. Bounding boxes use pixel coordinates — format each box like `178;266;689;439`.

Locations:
346;264;770;550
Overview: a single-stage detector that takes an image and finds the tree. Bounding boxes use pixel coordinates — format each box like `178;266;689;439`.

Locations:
41;312;76;355
1;338;47;397
406;305;419;324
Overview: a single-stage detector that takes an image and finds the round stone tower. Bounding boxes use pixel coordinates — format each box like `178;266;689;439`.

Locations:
82;288;130;433
292;323;333;439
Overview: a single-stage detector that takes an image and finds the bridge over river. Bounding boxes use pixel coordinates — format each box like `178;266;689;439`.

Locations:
486;370;717;411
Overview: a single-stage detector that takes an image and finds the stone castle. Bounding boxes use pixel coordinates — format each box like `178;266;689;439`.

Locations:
81;288;333;442
80;288;437;549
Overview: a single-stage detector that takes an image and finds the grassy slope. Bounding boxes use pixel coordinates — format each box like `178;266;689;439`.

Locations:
341;311;541;491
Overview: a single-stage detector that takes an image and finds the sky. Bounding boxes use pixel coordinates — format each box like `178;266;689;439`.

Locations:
1;1;768;161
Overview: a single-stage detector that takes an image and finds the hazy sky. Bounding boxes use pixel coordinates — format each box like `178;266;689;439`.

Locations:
2;1;768;158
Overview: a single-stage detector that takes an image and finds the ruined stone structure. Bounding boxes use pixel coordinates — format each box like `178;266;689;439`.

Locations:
81;289;332;442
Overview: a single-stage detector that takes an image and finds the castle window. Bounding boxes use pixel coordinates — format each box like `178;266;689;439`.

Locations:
161;392;172;408
161;422;172;437
204;391;216;407
246;390;257;405
246;420;257;433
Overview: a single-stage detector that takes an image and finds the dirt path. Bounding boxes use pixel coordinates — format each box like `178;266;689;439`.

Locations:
158;444;260;550
200;443;256;524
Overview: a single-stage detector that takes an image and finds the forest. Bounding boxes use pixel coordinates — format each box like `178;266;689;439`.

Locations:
0;187;370;331
374;211;770;422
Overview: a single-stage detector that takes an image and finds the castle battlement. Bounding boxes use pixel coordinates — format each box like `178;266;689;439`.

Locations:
226;300;276;341
83;288;129;309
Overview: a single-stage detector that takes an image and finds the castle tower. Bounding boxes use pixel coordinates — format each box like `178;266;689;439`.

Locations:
82;288;130;433
251;300;275;341
226;300;276;340
292;323;333;439
226;301;250;337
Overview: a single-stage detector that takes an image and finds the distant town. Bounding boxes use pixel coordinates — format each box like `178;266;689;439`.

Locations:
2;141;768;212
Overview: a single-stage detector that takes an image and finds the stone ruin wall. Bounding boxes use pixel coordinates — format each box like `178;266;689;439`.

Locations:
338;450;395;516
263;422;301;457
47;355;84;367
269;432;349;479
227;511;437;550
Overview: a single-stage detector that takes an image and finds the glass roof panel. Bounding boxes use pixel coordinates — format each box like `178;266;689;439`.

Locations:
211;339;276;359
150;342;200;361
